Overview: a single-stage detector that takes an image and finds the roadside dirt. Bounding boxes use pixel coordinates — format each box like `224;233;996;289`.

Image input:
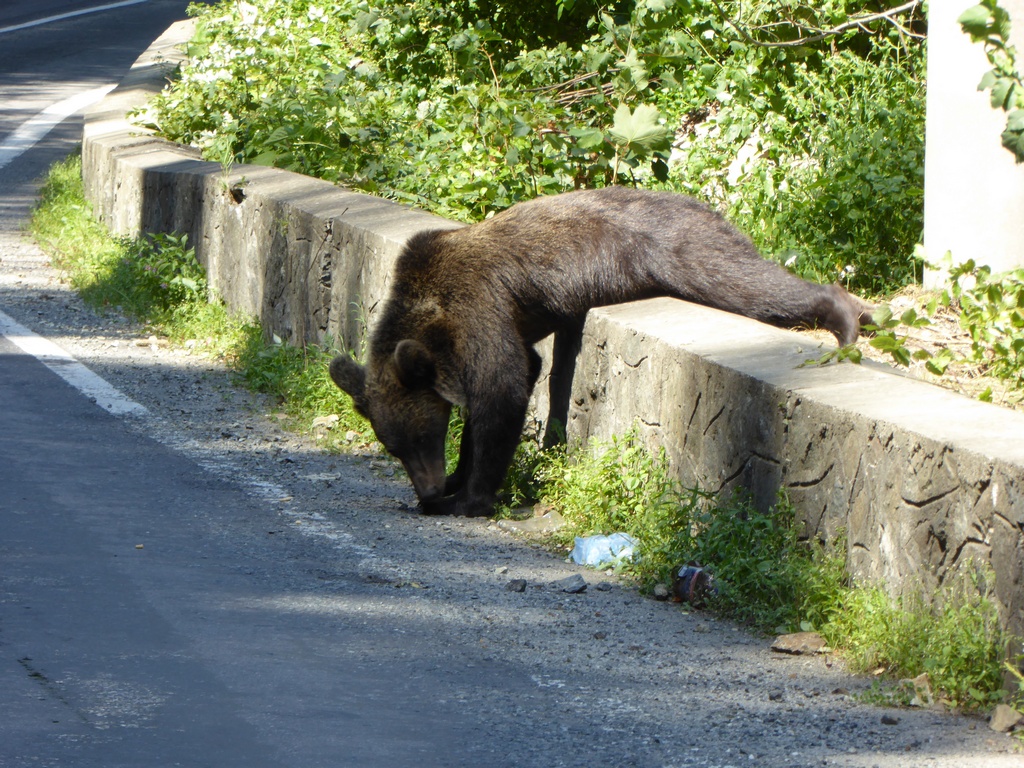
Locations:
2;227;1022;767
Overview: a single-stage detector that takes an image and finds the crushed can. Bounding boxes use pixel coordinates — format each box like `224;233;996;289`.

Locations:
672;564;715;608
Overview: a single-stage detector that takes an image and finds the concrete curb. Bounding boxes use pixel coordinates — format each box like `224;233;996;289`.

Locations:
82;21;1024;633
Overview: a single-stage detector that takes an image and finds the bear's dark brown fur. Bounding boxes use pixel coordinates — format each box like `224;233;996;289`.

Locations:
330;187;871;517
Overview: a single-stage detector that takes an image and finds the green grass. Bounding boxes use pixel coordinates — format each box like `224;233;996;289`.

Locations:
30;153;253;357
234;331;370;443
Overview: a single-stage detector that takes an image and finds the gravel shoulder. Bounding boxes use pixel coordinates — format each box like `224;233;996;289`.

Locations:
2;226;1022;767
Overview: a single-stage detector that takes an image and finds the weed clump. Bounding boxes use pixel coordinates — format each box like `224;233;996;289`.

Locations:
511;428;1015;712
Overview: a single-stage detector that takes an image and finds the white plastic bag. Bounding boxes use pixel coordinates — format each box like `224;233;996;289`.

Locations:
570;532;636;567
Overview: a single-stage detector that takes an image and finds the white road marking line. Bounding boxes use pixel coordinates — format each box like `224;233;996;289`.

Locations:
0;308;148;416
0;0;150;36
0;84;117;171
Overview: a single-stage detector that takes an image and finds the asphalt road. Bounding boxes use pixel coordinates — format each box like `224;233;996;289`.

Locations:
2;4;1024;767
0;0;199;229
0;8;502;764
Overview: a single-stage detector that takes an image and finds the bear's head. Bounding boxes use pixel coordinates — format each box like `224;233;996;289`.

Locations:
330;341;452;503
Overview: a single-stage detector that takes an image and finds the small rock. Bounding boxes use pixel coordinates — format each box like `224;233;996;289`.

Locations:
311;414;339;429
989;704;1023;733
770;631;827;655
552;574;587;594
594;581;613;592
902;672;934;708
505;579;527;593
494;566;509;575
881;714;900;726
768;689;785;701
653;583;670;600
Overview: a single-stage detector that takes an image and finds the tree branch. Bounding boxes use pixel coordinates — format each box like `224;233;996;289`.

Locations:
708;0;924;49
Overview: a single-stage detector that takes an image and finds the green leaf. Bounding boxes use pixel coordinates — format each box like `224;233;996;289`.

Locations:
251;150;280;166
569;127;607;149
869;334;899;352
958;5;993;39
1001;124;1024;163
265;126;291;144
608;103;670;153
871;305;894;328
990;78;1015;110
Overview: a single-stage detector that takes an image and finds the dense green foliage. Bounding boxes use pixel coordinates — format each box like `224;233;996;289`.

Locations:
236;333;372;438
870;256;1024;394
827;569;1008;709
145;0;926;294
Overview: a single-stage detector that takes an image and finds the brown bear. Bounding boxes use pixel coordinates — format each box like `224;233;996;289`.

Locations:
329;187;871;518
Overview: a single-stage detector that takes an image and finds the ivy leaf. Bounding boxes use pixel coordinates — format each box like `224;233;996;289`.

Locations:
608;103;670;153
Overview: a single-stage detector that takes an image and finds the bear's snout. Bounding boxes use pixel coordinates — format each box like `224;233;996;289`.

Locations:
401;455;447;502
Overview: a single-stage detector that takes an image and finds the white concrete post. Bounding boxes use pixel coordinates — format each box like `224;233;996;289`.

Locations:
923;0;1024;287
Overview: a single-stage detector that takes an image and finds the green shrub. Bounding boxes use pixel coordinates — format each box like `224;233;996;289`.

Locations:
527;430;842;631
671;46;926;293
146;0;927;295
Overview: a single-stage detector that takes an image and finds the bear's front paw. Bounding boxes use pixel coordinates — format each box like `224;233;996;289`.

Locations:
419;494;495;518
419;496;458;516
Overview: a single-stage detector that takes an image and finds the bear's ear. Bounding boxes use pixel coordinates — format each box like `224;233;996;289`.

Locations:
393;339;436;390
329;355;367;404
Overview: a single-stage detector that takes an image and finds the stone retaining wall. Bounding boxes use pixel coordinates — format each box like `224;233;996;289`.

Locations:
82;21;1024;634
